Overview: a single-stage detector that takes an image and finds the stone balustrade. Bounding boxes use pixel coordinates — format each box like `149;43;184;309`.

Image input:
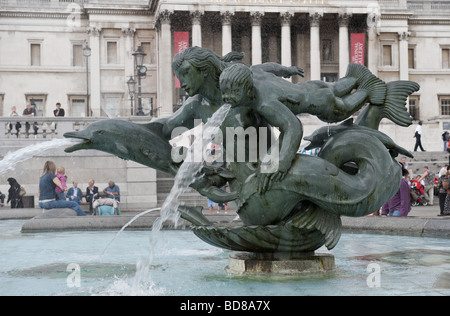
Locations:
0;116;151;142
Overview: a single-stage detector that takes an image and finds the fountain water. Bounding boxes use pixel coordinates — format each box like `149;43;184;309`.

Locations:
0;138;82;175
0;220;449;296
113;103;231;291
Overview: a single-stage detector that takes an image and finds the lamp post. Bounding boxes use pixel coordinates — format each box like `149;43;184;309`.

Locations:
83;44;91;116
132;46;147;116
127;76;136;116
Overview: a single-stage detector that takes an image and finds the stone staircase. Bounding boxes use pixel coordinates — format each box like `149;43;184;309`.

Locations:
156;170;231;210
406;151;450;177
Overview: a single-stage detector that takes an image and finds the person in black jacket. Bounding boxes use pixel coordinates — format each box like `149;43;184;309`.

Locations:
0;191;5;206
54;102;65;117
86;179;99;215
7;177;23;208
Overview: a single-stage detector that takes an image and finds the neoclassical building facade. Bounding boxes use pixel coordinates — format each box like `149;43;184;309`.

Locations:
1;0;450;150
0;0;158;118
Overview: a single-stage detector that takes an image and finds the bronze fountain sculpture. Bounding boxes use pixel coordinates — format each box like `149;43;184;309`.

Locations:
64;47;419;262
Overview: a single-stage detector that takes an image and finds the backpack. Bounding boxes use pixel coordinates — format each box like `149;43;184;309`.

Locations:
19;186;26;197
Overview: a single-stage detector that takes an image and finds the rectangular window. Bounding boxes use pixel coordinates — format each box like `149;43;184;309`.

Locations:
408;48;415;69
141;42;152;65
31;44;41;66
26;97;45;117
103;97;121;117
382;45;392;66
107;41;118;64
73;44;83;67
409;97;419;120
71;99;86;117
441;97;450;116
442;48;450;69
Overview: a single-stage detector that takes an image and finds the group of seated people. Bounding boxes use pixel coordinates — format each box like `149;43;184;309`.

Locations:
65;180;120;216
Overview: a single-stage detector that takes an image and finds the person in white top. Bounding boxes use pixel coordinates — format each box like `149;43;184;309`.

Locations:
414;121;426;152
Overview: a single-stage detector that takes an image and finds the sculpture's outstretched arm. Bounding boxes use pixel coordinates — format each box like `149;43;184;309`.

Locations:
162;96;201;139
252;62;304;78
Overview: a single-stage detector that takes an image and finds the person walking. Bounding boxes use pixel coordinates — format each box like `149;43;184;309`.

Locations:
441;170;450;216
442;130;449;152
381;168;411;217
414;121;426;152
437;167;449;216
38;161;86;216
419;166;435;206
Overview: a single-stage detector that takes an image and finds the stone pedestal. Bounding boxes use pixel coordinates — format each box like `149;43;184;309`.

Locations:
227;252;335;275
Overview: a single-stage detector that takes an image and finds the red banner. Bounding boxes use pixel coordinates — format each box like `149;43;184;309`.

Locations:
174;32;190;88
351;33;365;66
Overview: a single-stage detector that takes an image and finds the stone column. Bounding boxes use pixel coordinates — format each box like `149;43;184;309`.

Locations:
338;13;351;78
281;12;293;69
367;11;380;76
88;27;102;117
157;10;174;118
221;11;233;55
309;13;322;81
251;12;263;65
122;27;136;77
191;10;203;47
398;31;410;81
122;27;136;115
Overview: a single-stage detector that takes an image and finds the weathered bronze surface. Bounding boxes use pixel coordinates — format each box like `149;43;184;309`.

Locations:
65;46;419;254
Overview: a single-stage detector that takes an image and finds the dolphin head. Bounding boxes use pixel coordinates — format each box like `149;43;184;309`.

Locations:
64;119;179;175
303;127;329;150
304;119;354;150
64;120;124;154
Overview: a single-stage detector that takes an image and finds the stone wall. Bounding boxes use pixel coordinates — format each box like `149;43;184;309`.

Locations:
0;150;158;211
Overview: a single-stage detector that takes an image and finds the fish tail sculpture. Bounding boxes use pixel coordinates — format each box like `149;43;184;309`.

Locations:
343;63;420;130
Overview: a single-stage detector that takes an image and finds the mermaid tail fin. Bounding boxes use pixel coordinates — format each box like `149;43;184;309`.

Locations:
347;64;421;129
289;204;342;250
382;81;420;127
345;63;387;105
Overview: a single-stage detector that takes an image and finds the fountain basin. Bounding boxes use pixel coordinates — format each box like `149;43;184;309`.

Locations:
0;220;449;296
9;207;449;240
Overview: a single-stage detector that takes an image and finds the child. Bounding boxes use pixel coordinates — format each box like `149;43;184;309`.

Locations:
55;166;68;200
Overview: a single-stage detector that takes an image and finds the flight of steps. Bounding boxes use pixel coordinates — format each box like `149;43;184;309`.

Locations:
156;170;217;209
406;151;450;177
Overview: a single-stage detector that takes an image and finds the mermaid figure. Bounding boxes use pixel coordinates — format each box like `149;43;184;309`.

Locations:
64;47;420;253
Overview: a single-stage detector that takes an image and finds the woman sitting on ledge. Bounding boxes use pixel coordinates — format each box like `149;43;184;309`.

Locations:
38;161;86;216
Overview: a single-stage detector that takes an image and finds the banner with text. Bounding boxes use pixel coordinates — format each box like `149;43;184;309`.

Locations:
351;33;365;66
174;32;190;89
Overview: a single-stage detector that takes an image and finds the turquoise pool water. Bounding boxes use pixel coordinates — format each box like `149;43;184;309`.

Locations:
0;220;449;296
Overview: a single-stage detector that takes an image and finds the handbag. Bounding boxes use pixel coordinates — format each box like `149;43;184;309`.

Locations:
19;186;26;197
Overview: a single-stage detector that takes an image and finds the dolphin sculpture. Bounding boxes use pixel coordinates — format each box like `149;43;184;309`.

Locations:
64;119;180;176
62;58;420;254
